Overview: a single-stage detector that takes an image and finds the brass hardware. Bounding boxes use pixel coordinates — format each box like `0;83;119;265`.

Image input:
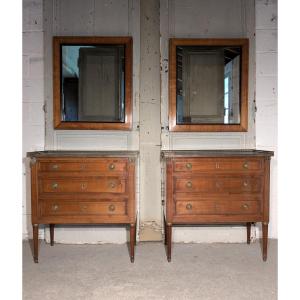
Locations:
81;183;87;190
108;204;115;212
82;205;88;210
110;182;116;188
243;162;249;169
186;203;193;210
109;163;115;170
52;183;58;189
186;181;192;188
242;204;249;210
52;164;59;170
52;204;59;211
186;163;192;169
243;181;248;187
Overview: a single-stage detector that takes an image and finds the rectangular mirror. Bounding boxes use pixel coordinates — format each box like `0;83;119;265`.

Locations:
169;39;249;132
53;37;132;130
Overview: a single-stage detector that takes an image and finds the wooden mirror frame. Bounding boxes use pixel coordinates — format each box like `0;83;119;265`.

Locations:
168;38;249;132
53;36;132;130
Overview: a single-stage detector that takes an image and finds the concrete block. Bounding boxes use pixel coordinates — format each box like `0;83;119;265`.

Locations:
23;78;44;102
256;75;277;99
256;29;277;52
256;1;277;29
23;31;43;55
94;0;129;35
256;52;277;76
23;102;45;126
28;56;44;78
23;0;43;32
174;0;244;37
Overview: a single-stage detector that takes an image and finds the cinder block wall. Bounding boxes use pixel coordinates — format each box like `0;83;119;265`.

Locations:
22;0;45;239
255;0;277;238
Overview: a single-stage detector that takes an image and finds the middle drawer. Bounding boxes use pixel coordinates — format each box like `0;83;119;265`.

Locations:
40;177;126;194
174;176;263;194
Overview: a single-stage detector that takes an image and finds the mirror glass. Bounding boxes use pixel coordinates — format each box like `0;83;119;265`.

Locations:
176;46;241;125
61;44;125;123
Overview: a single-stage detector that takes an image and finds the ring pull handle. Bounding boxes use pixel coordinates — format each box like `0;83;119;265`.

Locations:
109;163;115;170
52;204;59;211
81;183;87;190
243;162;249;169
242;204;249;210
186;163;192;170
243;181;248;187
52;183;58;190
52;164;59;170
109;182;116;189
186;181;192;188
186;203;193;210
108;204;115;212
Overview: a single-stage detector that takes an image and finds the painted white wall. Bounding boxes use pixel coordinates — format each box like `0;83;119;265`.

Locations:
23;0;45;240
255;0;277;238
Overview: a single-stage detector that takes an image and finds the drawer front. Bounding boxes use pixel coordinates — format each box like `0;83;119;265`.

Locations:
175;176;262;193
41;201;126;216
176;200;260;215
40;177;126;194
39;160;127;173
174;158;263;172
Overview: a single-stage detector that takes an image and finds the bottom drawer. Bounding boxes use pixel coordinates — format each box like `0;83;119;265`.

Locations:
41;201;126;216
176;200;260;215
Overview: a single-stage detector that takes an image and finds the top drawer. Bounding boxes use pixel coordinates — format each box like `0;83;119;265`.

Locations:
173;158;263;173
38;159;127;173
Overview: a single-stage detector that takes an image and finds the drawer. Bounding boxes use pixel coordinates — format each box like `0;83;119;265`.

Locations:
175;176;262;193
38;160;127;173
41;201;126;216
176;200;260;215
40;177;126;194
173;158;263;172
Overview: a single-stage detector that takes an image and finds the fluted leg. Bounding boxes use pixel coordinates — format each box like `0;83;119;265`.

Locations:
33;224;39;263
50;224;55;246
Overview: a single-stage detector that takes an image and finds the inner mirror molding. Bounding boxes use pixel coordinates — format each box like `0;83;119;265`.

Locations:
53;36;132;130
169;38;249;132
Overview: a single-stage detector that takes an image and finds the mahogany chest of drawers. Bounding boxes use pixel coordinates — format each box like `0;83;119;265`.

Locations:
28;151;138;263
161;150;274;262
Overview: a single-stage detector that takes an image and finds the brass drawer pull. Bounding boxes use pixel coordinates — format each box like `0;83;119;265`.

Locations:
52;183;58;189
186;181;192;188
110;182;116;188
82;205;88;210
186;163;192;169
243;181;248;187
81;183;87;190
242;204;249;210
52;204;59;211
52;164;59;170
186;203;193;210
108;204;115;212
109;163;115;170
243;162;249;169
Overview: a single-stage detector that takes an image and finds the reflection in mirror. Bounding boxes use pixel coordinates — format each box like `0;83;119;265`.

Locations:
176;46;241;125
61;44;125;123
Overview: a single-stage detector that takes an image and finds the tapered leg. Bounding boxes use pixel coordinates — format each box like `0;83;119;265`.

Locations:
134;221;137;246
130;223;135;263
50;224;55;246
164;217;167;245
167;224;172;262
246;222;251;244
33;224;39;263
262;222;268;261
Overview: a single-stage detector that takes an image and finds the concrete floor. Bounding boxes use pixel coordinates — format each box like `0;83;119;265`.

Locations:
23;240;277;300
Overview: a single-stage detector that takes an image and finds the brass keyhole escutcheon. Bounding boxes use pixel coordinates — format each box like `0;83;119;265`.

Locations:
186;181;192;188
108;204;115;212
242;204;249;210
52;164;59;170
109;163;115;170
52;183;58;189
186;203;193;210
52;204;59;211
243;161;249;169
186;163;192;170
